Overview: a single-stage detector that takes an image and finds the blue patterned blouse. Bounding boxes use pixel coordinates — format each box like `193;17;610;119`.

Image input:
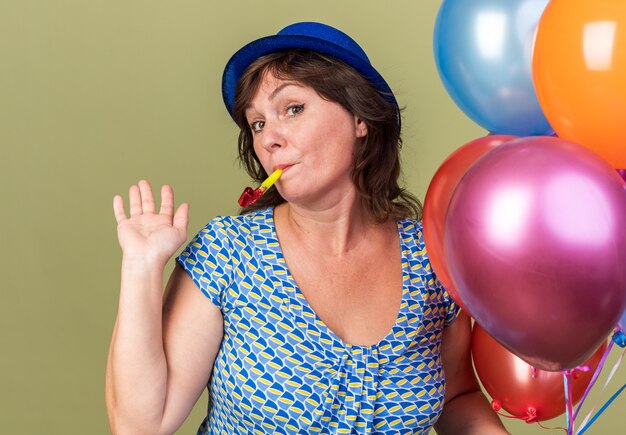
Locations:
177;208;459;434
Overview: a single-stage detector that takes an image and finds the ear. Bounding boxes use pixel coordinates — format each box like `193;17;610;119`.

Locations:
354;116;368;138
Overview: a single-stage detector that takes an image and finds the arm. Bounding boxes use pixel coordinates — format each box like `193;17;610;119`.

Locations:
434;311;509;435
105;180;223;435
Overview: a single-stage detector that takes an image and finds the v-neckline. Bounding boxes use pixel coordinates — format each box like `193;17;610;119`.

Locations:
262;207;411;350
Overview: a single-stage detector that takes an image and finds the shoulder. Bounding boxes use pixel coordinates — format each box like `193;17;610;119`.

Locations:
194;208;273;244
397;217;443;289
178;208;273;267
397;217;462;325
396;217;426;252
396;216;423;233
176;208;274;304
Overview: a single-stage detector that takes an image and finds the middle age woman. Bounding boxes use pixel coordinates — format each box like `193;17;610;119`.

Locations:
106;22;509;434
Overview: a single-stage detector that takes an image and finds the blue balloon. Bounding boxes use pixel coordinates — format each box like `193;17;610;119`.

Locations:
434;0;553;136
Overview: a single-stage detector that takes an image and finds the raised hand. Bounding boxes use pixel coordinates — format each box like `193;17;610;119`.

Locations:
113;180;189;266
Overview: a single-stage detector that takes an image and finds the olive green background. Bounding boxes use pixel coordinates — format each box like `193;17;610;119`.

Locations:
1;0;623;433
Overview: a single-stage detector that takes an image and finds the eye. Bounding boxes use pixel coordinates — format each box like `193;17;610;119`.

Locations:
249;120;265;133
286;104;304;117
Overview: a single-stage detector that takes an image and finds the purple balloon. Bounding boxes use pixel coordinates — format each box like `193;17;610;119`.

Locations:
445;136;626;371
619;309;626;332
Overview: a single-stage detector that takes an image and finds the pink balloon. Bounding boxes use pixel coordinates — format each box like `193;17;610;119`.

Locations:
445;136;626;371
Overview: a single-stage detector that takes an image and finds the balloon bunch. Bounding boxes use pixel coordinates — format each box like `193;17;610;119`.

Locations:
428;1;626;432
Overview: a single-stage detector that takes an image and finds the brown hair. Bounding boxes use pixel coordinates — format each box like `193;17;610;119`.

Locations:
233;49;422;222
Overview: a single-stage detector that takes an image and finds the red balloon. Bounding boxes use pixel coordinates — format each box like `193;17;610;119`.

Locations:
445;136;626;370
423;135;516;314
472;323;607;422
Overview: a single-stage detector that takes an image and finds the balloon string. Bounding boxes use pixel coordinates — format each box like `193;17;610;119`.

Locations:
577;382;626;435
493;409;566;433
495;410;525;420
494;409;537;423
492;401;539;423
576;346;626;434
563;372;575;435
536;421;568;433
573;340;614;421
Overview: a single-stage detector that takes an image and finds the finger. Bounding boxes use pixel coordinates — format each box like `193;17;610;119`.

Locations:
112;195;127;223
138;180;156;214
173;203;189;235
129;184;142;216
159;184;175;217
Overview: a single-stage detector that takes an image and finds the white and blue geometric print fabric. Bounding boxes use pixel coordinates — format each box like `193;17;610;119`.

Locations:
177;208;460;434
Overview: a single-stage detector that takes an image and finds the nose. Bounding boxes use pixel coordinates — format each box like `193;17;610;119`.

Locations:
256;119;286;152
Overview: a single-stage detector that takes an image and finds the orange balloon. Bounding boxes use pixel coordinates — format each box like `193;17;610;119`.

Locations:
533;0;626;168
471;323;607;422
423;135;515;314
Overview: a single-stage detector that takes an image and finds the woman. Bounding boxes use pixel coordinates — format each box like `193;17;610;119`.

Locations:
106;22;508;434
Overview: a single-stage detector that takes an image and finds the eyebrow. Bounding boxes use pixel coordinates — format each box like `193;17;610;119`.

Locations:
245;82;304;114
268;82;303;101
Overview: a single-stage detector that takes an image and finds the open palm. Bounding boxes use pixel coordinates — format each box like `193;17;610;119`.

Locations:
113;180;189;265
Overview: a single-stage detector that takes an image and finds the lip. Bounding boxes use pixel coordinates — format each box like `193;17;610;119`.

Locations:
273;163;294;172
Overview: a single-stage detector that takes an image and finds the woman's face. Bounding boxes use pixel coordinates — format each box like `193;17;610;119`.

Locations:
245;72;368;208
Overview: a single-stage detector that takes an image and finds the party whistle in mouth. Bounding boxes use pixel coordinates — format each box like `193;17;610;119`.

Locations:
238;169;282;207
